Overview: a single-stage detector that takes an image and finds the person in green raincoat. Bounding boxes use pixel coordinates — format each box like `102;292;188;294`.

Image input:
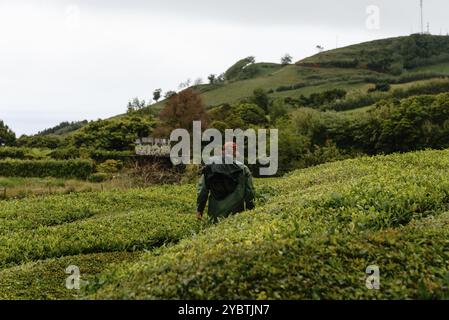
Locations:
196;142;255;222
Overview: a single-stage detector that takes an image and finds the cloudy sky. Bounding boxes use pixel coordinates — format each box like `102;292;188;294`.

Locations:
1;0;448;135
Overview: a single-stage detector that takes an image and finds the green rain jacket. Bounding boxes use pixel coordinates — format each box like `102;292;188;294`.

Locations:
197;155;255;222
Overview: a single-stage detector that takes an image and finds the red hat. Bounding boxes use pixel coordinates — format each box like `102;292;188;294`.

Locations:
223;142;238;156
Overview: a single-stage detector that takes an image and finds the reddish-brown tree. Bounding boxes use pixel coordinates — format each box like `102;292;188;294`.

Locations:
156;88;209;136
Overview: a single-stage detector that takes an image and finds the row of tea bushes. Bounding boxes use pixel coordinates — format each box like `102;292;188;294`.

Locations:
0;159;94;179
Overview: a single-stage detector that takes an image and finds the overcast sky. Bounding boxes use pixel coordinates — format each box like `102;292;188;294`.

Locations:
1;0;449;135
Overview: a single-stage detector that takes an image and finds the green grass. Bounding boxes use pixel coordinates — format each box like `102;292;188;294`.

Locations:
199;66;380;107
340;105;374;115
0;173;143;199
298;37;403;66
412;62;449;75
102;36;449;123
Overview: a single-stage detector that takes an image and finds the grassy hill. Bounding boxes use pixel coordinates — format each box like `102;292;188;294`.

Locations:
145;34;449;113
0;149;448;299
26;34;449;135
298;34;449;70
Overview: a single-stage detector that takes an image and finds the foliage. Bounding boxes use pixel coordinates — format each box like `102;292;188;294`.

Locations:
250;88;270;112
368;82;391;93
153;89;162;102
88;172;109;183
281;54;293;65
299;89;347;108
157;88;209;135
126;98;148;114
0;147;27;160
86;149;449;299
16;135;64;149
0;159;94;179
0;120;15;146
300;34;449;74
0;186;202;270
234;103;268;126
322;93;449;154
89;150;133;163
325;79;449;111
71;117;154;151
1;150;449;299
49;147;84;160
96;160;123;174
37;121;88;136
224;56;255;81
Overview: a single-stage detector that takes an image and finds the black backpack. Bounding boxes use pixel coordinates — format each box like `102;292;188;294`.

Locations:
203;160;243;201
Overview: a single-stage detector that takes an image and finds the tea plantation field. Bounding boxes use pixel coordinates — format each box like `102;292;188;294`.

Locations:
1;149;449;299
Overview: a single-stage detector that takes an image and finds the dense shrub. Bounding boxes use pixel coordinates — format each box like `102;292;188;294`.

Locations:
89;150;133;163
299;89;347;108
301;34;449;74
48;147;82;160
326;79;449;111
368;82;391;93
0;159;94;179
37;120;88;136
276;82;307;92
392;79;449;99
88;172;109;183
72;116;154;151
324;93;449;154
16;135;64;149
224;56;255;81
0;120;16;146
0;186;200;269
0;147;27;160
96;160;123;174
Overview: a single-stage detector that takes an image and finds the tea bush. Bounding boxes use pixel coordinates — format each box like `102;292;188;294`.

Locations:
1;149;448;299
88;149;449;300
0;185;201;268
0;159;94;179
0;147;27;160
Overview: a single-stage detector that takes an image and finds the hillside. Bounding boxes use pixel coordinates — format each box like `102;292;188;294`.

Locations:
148;34;449;110
298;34;449;71
23;34;449;137
0;149;448;299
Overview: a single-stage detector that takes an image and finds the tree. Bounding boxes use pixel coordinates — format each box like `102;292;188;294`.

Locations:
252;88;270;113
224;56;256;80
127;97;146;114
316;45;324;53
16;134;63;149
269;99;289;123
153;89;162;102
216;73;226;83
72;116;154;151
0;120;16;146
208;74;216;84
281;54;293;65
234;103;268;126
178;79;192;90
194;78;203;86
158;88;209;134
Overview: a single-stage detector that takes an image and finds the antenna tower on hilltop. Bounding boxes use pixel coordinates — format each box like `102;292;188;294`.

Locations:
420;0;424;34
